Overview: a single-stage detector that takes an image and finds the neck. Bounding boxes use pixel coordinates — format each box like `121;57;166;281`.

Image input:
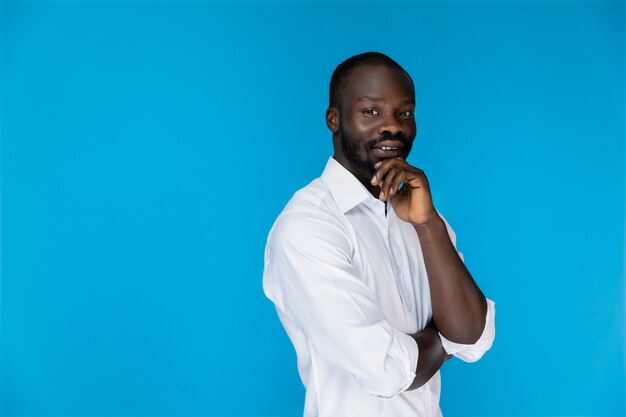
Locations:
331;155;381;198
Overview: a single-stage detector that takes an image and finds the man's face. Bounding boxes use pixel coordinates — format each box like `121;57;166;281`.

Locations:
333;65;416;182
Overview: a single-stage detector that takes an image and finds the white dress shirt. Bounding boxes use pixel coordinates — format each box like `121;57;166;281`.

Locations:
263;157;496;417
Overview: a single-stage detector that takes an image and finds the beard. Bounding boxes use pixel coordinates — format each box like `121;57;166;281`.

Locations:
338;125;413;179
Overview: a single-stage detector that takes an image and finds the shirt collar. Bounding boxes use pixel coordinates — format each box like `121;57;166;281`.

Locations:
321;157;375;213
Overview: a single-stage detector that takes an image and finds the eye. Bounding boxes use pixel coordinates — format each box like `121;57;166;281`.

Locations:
362;109;380;116
399;110;413;118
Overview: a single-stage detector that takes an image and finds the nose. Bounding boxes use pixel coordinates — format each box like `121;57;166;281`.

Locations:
377;113;404;136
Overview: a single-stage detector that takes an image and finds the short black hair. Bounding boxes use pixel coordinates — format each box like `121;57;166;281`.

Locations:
329;52;411;108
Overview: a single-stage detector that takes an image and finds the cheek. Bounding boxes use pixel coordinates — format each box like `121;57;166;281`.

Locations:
347;116;378;138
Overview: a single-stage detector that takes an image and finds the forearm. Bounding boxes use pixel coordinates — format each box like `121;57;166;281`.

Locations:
414;215;487;344
406;321;448;390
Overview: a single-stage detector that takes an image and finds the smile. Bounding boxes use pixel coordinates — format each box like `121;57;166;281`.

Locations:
371;146;405;158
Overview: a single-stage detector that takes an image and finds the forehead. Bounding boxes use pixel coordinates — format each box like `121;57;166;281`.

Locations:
341;64;415;106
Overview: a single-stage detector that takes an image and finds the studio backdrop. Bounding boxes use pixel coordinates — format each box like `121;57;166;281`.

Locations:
1;1;624;417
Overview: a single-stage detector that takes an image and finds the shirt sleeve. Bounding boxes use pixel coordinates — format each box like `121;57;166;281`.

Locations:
439;298;496;362
263;210;419;399
437;212;496;362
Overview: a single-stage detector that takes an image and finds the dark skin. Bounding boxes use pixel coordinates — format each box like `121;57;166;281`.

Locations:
325;64;487;389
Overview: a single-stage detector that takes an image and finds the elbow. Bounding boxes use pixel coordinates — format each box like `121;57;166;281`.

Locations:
439;298;488;344
440;316;486;345
465;298;489;343
450;326;495;363
439;298;496;363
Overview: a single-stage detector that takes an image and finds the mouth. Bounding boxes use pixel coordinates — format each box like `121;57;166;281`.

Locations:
371;140;406;158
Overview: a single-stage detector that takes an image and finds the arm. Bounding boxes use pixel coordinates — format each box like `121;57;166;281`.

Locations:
406;320;451;390
413;217;487;344
371;158;488;344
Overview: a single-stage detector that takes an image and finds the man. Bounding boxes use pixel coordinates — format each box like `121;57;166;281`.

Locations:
263;52;495;417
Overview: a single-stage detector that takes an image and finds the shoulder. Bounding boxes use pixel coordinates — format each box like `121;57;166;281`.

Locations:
267;178;352;256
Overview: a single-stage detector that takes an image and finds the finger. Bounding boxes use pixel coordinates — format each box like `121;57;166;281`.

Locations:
378;158;424;189
389;170;410;196
371;158;410;186
380;167;402;200
373;160;422;193
383;167;416;199
402;168;427;189
374;156;403;168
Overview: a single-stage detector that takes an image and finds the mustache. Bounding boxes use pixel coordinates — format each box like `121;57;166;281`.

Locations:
364;132;412;152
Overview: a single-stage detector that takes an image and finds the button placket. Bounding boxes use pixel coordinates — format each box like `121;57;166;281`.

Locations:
387;219;414;313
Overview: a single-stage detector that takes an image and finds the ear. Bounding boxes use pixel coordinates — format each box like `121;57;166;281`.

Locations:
325;107;339;133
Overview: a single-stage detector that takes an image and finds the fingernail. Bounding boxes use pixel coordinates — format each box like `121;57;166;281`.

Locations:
371;174;377;184
379;191;384;200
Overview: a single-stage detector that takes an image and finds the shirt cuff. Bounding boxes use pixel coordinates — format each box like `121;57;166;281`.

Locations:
384;329;420;397
438;298;496;363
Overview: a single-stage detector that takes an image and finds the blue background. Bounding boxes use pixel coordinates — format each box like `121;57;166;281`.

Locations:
1;1;625;416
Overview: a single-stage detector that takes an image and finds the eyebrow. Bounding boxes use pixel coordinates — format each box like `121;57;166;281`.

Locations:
357;96;415;105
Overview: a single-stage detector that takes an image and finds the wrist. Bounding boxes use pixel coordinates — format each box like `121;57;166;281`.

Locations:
411;212;444;232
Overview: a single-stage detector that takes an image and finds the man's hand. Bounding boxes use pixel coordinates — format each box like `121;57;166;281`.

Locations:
370;157;438;225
